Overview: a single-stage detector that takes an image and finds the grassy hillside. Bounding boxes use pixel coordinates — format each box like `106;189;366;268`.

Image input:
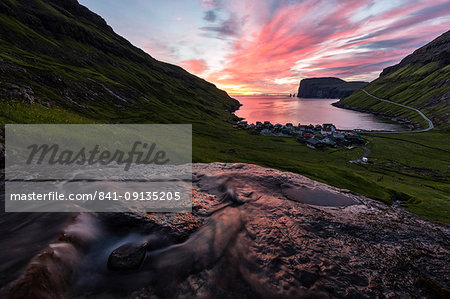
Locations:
3;102;449;223
2;98;449;223
328;31;450;222
0;1;448;223
0;0;239;123
338;31;450;128
194;124;449;223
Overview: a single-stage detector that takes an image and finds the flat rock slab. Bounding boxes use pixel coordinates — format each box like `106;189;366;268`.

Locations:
182;163;449;298
6;163;450;299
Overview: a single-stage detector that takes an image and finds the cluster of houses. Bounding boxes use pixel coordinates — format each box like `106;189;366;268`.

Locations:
235;120;365;149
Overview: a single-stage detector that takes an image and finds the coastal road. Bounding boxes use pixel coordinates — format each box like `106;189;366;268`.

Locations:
361;146;370;158
360;89;434;134
349;146;371;164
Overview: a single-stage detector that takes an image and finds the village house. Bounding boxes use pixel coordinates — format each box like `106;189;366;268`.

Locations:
238;120;248;127
306;138;325;149
321;123;336;135
235;118;365;150
323;123;336;130
333;132;345;139
280;128;293;137
321;127;333;135
320;137;337;146
293;130;303;137
298;125;308;131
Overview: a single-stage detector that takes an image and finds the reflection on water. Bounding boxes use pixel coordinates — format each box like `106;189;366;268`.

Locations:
234;95;405;131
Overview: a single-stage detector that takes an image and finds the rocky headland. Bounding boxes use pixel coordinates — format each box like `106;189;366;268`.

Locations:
297;78;368;99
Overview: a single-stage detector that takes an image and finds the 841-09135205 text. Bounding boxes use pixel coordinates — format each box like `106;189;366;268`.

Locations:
9;191;182;201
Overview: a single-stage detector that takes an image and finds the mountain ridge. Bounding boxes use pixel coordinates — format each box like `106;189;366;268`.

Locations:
336;30;450;128
0;0;239;124
381;31;450;77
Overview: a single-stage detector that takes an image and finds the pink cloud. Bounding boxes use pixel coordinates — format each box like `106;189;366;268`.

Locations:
181;59;209;74
203;0;450;94
106;0;450;94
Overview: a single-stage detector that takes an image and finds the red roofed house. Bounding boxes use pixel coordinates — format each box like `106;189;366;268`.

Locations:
321;127;334;135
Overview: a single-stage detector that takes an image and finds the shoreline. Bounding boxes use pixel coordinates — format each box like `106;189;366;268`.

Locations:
332;100;420;131
232;95;413;131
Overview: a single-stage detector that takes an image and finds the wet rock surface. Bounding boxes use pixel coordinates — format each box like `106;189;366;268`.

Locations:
108;241;148;270
2;163;449;298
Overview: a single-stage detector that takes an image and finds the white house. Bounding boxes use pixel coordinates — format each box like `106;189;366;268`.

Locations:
321;123;336;135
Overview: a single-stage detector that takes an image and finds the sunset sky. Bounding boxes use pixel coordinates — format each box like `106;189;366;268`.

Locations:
79;0;450;95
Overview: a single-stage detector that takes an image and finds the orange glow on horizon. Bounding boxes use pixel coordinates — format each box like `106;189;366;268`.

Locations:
122;0;450;95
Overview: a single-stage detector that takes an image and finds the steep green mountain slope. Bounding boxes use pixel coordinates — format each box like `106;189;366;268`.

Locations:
0;0;239;124
337;30;450;128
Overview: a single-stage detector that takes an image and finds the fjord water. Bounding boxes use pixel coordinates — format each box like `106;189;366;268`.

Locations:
234;95;405;130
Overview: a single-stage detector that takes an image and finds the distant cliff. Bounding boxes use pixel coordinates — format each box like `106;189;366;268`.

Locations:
297;77;368;99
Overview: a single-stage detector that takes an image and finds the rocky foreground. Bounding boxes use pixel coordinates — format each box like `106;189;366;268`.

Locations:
3;163;449;298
